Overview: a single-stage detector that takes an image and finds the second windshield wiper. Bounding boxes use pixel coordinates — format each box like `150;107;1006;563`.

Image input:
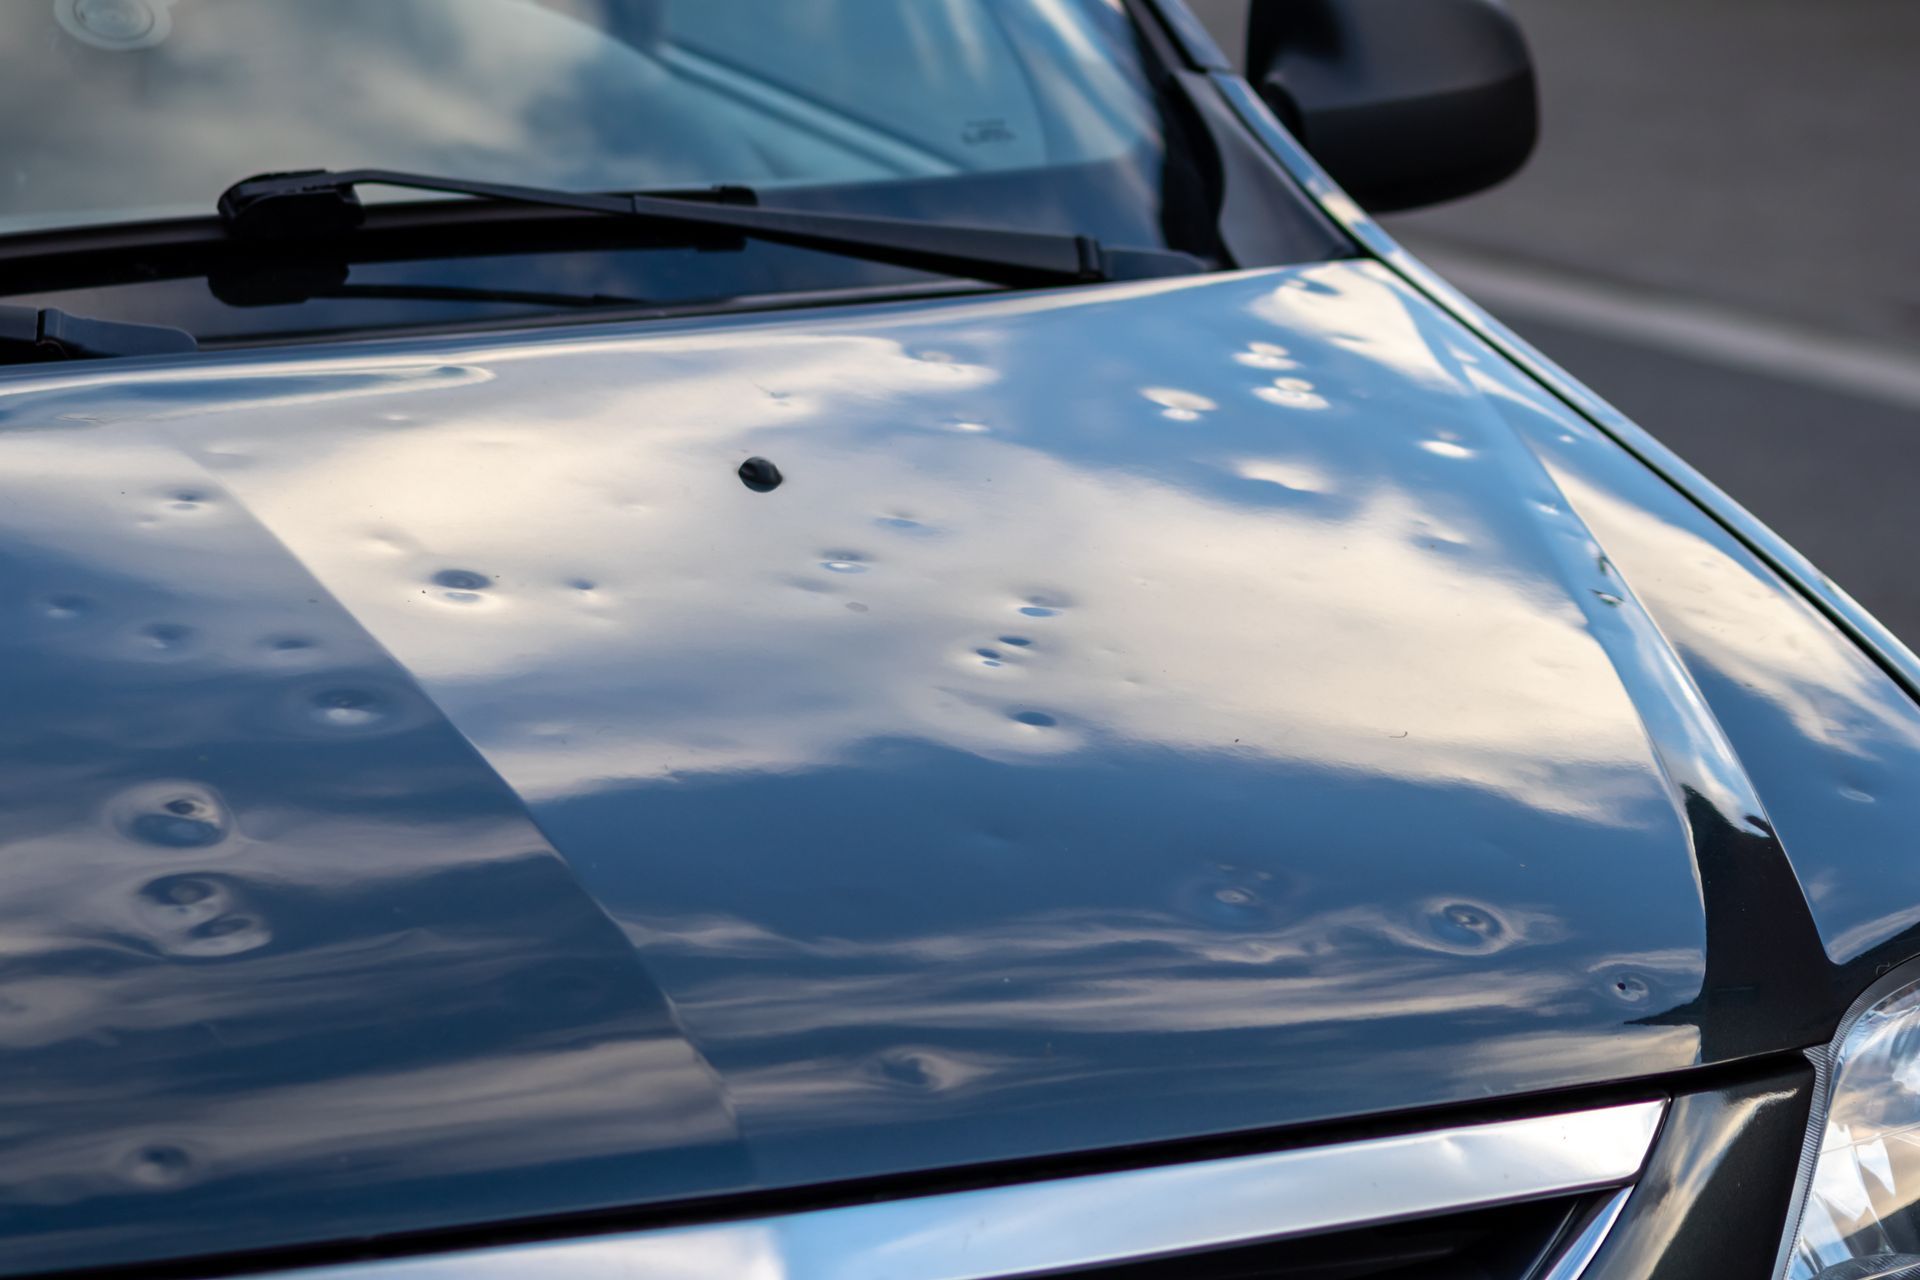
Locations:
0;304;196;363
218;169;1207;291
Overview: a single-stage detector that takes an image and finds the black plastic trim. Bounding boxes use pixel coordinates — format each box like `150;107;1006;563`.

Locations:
1584;1061;1813;1280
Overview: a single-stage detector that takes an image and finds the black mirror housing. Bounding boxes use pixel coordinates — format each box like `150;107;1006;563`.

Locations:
1209;0;1538;213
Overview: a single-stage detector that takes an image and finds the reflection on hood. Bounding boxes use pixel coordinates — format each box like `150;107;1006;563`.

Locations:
0;262;1792;1274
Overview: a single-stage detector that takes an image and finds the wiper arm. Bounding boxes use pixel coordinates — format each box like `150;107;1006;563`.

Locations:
0;304;197;363
218;169;1206;290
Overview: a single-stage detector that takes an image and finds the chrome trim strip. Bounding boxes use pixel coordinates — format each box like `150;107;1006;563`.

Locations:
1541;1186;1634;1280
260;1101;1663;1280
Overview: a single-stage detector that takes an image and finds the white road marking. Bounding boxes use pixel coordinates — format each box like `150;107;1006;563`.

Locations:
1410;243;1920;413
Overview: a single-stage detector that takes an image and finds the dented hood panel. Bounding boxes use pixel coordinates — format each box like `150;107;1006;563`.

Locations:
0;265;1817;1273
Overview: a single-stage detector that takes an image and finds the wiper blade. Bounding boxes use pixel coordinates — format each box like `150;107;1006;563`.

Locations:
218;169;1206;289
0;304;196;363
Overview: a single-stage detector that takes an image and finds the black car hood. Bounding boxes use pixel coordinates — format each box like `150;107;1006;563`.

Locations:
0;265;1826;1273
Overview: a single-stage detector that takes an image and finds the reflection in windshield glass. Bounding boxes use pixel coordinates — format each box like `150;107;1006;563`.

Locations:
1;0;1160;233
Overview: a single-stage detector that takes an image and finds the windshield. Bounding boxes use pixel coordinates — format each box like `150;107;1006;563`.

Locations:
0;0;1337;346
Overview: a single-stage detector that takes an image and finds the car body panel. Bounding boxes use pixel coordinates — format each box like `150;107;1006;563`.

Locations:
0;399;752;1270
1519;406;1920;975
1202;59;1920;745
0;261;1866;1273
1194;59;1920;983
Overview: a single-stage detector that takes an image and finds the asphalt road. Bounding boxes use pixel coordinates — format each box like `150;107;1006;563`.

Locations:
1495;309;1920;642
1376;0;1920;648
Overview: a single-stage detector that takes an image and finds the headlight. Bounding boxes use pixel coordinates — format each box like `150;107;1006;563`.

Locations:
1787;976;1920;1278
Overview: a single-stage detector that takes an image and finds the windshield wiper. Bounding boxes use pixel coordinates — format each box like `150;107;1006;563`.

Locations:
218;169;1207;290
0;304;197;363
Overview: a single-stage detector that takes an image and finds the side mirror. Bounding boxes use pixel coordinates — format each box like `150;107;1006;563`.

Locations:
1185;0;1539;212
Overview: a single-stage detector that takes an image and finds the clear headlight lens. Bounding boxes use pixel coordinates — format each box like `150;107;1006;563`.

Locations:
1789;977;1920;1278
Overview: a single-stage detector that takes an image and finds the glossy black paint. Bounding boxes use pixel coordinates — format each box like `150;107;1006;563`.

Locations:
0;432;750;1274
1200;36;1920;1006
0;260;1895;1274
1521;400;1920;993
1585;1062;1814;1280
